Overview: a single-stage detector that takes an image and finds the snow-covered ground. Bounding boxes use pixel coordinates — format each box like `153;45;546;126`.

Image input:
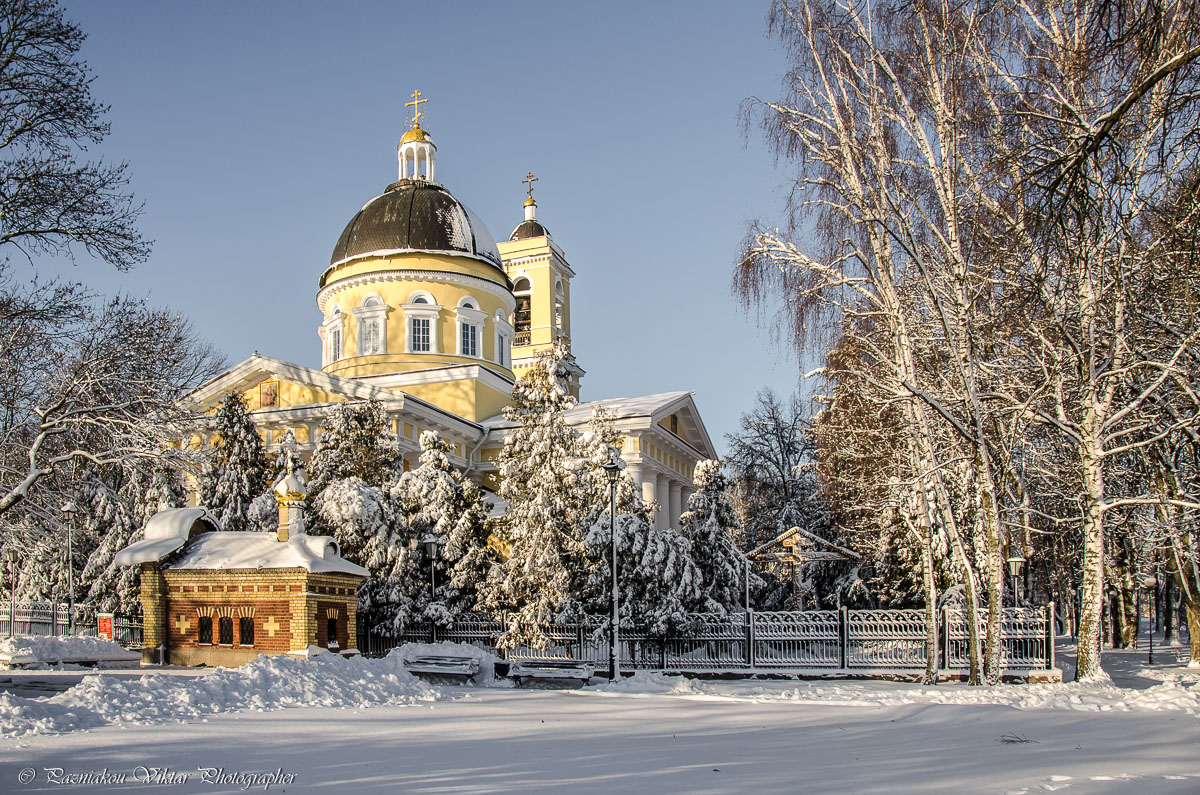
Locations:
0;634;1196;793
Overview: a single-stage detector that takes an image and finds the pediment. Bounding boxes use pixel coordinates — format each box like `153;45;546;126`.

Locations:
184;354;395;413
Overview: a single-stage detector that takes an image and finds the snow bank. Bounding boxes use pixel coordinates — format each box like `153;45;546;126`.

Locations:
585;672;1200;715
589;671;703;695
0;649;441;738
0;635;140;667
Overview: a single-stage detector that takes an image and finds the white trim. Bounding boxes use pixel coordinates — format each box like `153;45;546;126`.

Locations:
455;300;487;359
351;294;389;356
321;306;346;366
317;269;514;315
493;311;514;369
404;301;441;354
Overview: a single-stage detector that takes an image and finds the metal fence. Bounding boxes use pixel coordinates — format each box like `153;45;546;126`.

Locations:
363;603;1056;674
1;602;143;648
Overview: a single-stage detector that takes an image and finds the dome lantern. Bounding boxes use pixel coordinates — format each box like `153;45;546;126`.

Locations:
398;90;436;182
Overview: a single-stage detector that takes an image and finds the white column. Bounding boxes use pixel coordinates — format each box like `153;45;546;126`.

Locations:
641;471;657;513
655;474;670;530
669;482;682;529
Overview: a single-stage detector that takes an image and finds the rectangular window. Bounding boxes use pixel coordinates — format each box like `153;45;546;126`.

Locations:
497;334;509;368
362;319;380;355
410;317;430;352
461;323;478;357
197;616;213;645
330;327;343;362
239;616;255;646
218;616;234;645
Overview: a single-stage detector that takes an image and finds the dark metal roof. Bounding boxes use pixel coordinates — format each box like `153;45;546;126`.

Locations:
509;219;550;241
329;180;504;272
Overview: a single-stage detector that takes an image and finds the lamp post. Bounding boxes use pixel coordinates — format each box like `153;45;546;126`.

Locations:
601;450;622;681
1142;575;1157;665
60;503;77;635
744;556;752;613
420;535;440;603
6;549;17;638
1006;553;1026;607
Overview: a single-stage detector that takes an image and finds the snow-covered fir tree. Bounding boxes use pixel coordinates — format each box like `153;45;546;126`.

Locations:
585;512;701;635
198;392;272;532
480;344;595;647
306;399;397;495
305;399;399;537
679;459;752;613
391;431;495;625
318;475;414;635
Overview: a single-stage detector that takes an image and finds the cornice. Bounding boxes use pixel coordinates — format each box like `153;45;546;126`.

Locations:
317;269;515;314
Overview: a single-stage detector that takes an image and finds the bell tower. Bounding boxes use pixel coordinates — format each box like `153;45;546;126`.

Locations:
496;173;584;398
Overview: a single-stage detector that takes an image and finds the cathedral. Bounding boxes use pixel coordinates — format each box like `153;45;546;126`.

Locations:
185;93;716;528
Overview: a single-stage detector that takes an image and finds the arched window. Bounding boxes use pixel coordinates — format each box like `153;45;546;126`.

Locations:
513;277;531;342
494;310;514;369
323;305;345;365
456;296;486;359
554;279;565;335
218;616;234;645
404;292;439;353
354;294;387;356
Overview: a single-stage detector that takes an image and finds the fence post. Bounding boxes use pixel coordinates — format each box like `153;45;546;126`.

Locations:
745;610;756;668
839;606;849;670
1046;601;1056;673
430;622;438;645
940;607;950;671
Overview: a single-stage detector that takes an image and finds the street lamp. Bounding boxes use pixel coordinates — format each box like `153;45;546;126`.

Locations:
419;535;440;603
601;449;622;681
1006;553;1026;607
60;503;77;635
1142;575;1158;665
744;556;752;614
6;548;17;638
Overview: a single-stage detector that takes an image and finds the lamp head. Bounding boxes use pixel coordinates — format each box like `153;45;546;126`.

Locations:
1006;554;1026;578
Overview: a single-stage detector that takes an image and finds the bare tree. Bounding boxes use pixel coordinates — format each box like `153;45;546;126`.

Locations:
0;0;150;270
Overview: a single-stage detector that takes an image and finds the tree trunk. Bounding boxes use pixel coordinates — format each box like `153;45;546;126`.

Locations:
1188;599;1200;665
1075;433;1107;679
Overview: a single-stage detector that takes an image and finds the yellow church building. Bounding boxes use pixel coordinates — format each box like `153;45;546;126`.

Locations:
184;94;715;528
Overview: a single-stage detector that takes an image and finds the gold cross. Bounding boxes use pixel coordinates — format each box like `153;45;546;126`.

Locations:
263;615;280;638
174;614;192;635
405;89;428;126
523;171;538;199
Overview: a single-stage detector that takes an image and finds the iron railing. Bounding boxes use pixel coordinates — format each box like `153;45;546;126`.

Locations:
1;602;143;649
361;603;1056;674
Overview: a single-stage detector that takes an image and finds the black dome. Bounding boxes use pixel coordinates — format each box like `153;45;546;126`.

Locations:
509;219;550;241
329;180;503;272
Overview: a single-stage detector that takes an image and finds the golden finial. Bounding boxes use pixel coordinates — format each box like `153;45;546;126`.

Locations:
522;172;538;206
405;89;428;127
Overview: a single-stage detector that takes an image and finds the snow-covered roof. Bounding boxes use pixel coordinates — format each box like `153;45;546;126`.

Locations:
481;392;694;431
114;507;222;567
166;532;368;577
481;391;716;457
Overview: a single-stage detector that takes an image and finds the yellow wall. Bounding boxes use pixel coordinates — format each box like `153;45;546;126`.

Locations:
320;267;514;380
400;379;511;423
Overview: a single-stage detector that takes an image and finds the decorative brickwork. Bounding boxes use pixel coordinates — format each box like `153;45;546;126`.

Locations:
137;565;362;667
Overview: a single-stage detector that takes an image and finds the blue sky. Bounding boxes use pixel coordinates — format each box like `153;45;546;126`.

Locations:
47;0;807;453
